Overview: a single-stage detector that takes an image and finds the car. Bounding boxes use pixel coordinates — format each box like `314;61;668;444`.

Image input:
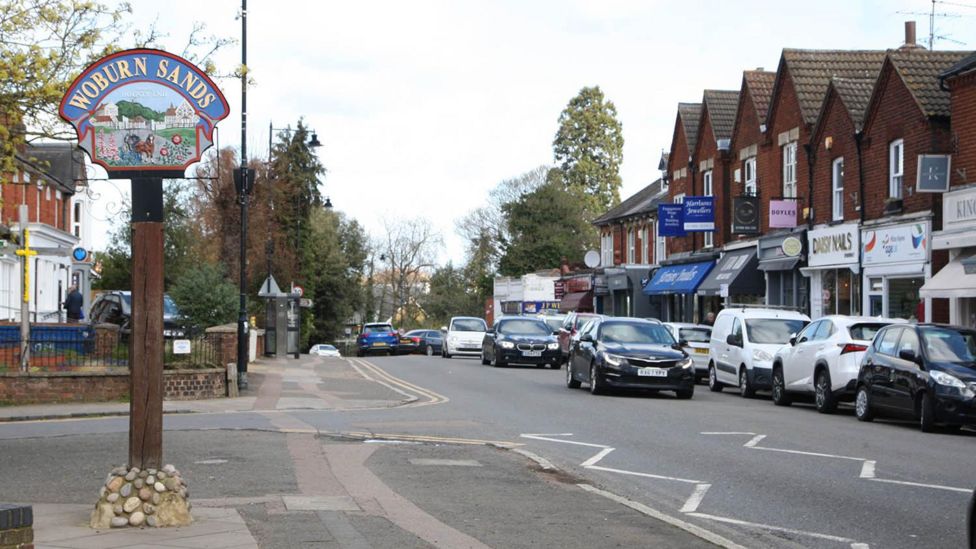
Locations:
566;317;695;398
481;317;561;368
404;329;444;356
558;312;603;365
536;313;567;335
708;307;810;397
771;315;905;412
854;323;976;432
663;322;712;381
356;322;399;356
396;331;421;354
89;290;190;339
442;316;488;358
310;343;341;357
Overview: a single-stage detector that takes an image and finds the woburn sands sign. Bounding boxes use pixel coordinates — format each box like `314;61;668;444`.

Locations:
59;49;229;174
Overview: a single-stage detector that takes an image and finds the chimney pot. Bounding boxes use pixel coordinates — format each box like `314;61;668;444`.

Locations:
905;21;916;46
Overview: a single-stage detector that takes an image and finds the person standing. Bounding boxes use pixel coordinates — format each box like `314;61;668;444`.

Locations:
64;285;83;323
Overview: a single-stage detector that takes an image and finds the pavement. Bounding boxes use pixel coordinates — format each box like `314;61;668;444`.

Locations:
0;355;719;549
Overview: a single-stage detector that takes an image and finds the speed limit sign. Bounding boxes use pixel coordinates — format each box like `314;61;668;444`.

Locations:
293;285;304;297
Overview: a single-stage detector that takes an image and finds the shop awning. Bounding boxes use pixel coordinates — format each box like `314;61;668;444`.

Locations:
559;291;593;312
697;248;764;296
757;257;801;271
920;255;976;298
643;261;714;295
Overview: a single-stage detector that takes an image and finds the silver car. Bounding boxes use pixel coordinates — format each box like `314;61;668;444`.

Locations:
663;322;712;381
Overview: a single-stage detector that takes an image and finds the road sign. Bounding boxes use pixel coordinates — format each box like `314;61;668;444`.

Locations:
293;285;304;297
299;298;313;308
72;247;91;262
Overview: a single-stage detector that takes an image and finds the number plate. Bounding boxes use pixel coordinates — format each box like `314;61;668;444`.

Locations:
373;342;387;347
694;348;709;355
638;367;668;377
523;350;542;357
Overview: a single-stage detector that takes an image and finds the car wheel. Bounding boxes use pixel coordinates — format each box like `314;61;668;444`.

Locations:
425;345;434;357
708;363;724;392
443;349;452;359
550;362;561;370
855;385;874;422
675;386;694;400
589;363;605;395
919;391;936;433
771;367;792;406
481;351;490;365
491;349;505;368
739;368;756;398
566;363;581;388
814;369;838;414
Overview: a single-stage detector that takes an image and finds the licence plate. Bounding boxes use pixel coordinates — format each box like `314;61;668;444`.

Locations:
372;342;387;347
523;350;542;357
694;348;709;355
638;368;667;377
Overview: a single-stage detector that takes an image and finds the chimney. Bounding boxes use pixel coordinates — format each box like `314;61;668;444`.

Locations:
901;21;921;50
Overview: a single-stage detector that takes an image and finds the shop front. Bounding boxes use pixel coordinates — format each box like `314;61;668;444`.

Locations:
861;219;931;321
696;245;764;312
922;185;976;327
757;230;809;314
559;276;595;313
642;260;715;323
606;266;655;318
802;223;861;319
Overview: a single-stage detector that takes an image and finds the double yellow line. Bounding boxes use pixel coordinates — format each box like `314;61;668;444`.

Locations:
347;358;449;408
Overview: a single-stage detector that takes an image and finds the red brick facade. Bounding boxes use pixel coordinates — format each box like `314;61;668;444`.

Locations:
762;65;808;231
692;100;733;248
666;106;698;255
0;175;70;231
945;70;976;184
810;84;862;225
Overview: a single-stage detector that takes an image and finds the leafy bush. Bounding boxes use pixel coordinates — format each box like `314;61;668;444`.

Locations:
169;263;238;331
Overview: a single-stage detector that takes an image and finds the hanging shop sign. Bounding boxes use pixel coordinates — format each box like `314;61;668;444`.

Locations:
862;222;928;266
781;236;803;257
732;196;760;234
683;196;715;232
808;223;859;267
916;154;951;193
769;199;798;228
658;204;685;237
59;49;229;175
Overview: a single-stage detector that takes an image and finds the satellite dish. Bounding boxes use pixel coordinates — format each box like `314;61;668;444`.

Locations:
584;250;601;268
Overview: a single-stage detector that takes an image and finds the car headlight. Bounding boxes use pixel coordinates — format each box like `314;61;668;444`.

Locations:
930;371;975;397
603;353;626;367
449;336;459;343
547;342;559;350
499;341;515;349
752;349;773;363
678;357;694;369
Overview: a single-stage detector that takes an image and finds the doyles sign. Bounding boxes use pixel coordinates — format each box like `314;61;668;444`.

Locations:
769;199;798;228
59;49;229;174
808;224;859;267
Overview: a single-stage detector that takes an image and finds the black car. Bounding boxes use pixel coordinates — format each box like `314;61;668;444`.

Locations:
403;329;443;356
481;317;561;368
89;291;189;339
566;318;695;398
855;323;976;432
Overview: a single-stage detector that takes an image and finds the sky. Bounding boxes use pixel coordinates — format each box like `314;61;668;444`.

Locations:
85;0;976;263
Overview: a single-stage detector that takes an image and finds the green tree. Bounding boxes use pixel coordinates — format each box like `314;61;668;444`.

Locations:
423;262;480;327
168;263;238;330
548;86;624;221
498;182;590;276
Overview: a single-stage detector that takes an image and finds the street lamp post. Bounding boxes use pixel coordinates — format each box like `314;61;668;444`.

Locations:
237;0;250;390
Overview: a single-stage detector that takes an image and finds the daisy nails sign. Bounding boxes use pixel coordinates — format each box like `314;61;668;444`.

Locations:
59;49;228;175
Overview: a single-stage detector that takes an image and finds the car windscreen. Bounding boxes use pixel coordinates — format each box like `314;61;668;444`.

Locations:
745;319;808;344
848;323;888;342
451;319;487;332
920;327;976;365
321;345;336;350
600;322;675;345
679;327;711;343
498;319;550;336
163;295;180;317
363;325;393;334
542;318;564;332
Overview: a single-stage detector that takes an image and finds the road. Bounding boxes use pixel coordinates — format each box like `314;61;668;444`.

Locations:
2;353;973;548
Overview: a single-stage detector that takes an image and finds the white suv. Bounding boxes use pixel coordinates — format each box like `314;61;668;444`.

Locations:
708;308;810;397
442;316;488;358
771;315;905;412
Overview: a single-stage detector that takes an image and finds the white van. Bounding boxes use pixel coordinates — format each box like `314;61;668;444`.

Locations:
442;316;488;358
708;308;810;397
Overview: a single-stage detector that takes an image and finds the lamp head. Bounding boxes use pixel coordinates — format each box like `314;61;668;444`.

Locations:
308;133;323;148
324;197;333;209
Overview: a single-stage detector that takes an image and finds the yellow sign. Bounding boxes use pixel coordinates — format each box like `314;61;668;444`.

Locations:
15;229;37;303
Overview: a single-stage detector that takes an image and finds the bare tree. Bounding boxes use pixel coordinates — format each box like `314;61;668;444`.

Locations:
377;218;442;327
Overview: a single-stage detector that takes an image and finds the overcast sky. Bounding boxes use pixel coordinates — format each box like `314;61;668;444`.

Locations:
87;0;976;262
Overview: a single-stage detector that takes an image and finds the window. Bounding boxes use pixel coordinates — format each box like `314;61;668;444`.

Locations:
782;141;797;198
832;157;844;221
814;320;834;340
797;321;821;343
703;170;714;248
877;328;902;356
655;221;666;263
674;193;685;204
744;157;757;196
627;228;635;263
898;328;920;357
889;139;904;199
640;226;649;264
600;232;613;267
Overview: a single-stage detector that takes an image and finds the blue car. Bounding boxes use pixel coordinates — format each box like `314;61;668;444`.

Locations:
356;323;399;356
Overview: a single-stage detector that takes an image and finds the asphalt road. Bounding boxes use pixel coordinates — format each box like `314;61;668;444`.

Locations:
2;353;973;548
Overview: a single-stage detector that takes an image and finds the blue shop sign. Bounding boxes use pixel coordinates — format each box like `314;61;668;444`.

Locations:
643;261;715;295
658;204;686;237
683;196;715;231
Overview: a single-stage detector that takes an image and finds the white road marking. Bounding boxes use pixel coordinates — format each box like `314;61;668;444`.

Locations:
859;460;876;479
868;478;973;493
699;431;756;435
743;434;766;447
520;433;612;449
586;465;703;484
747;445;864;461
578;484;747;549
680;483;711;513
688;512;858;543
580;447;615;467
851;543;871;549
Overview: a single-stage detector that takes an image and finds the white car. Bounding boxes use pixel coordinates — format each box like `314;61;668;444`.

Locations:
310;343;341;358
771;315;905;412
442;316;488;358
663;322;712;381
708;308;810;397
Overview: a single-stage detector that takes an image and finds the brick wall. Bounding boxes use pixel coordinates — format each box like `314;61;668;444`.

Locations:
811;88;861;225
0;504;32;549
762;69;808;231
0;369;225;405
1;177;68;232
729;84;765;242
947;70;976;187
693;112;730;247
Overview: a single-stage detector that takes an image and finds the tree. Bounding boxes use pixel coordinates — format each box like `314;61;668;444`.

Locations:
376;218;441;328
423;262;481;326
548;86;624;220
168;263;238;331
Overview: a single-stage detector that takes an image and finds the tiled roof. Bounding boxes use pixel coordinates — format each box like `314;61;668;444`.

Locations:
593;178;667;225
781;49;886;125
20;143;85;193
830;77;876;130
703;90;739;142
678;103;702;153
940;50;976;81
743;70;775;124
888;49;969;117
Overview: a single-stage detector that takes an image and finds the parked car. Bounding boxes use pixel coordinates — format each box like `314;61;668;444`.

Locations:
89;291;190;339
404;329;443;356
854;323;976;432
442;316;488;358
567;317;694;398
310;343;341;357
396;331;421;355
536;313;567;335
771;315;905;412
663;322;712;381
356;322;399;356
708;307;810;397
481;317;561;368
558;312;603;364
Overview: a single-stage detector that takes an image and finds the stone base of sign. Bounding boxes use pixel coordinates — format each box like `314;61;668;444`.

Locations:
90;464;192;529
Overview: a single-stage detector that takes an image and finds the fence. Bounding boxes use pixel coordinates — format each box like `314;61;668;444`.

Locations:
0;324;222;372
